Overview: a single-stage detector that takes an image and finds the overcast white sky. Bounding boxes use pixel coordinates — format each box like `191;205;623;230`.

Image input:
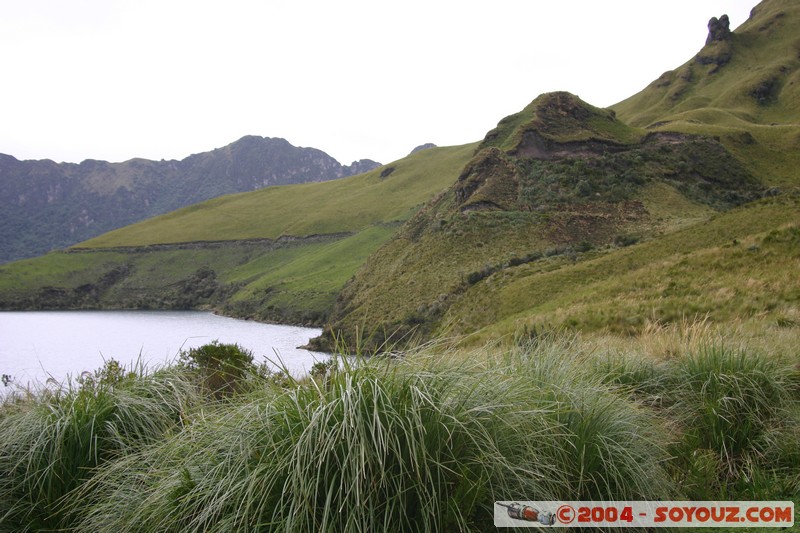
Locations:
1;0;757;166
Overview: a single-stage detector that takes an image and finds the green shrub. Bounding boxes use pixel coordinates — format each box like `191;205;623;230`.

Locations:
308;358;337;382
613;233;639;247
179;341;256;399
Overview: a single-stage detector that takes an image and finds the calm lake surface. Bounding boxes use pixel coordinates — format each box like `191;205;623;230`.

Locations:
0;310;327;390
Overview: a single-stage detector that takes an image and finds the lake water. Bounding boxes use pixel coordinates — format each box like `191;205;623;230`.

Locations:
0;310;327;391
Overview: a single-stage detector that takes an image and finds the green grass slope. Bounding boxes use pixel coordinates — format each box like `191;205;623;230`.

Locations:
612;0;800;186
79;144;476;248
0;144;477;324
450;195;800;345
317;88;777;351
0;236;383;325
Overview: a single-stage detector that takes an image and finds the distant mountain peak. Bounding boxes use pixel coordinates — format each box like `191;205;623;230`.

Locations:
410;143;437;155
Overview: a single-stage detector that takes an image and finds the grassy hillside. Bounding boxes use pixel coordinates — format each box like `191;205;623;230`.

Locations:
448;195;800;345
614;0;800;126
305;1;800;351
0;144;476;324
79;144;476;248
317;89;779;351
0;136;380;264
3;0;799;349
612;0;800;186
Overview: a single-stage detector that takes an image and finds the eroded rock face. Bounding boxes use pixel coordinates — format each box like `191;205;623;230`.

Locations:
706;14;732;45
454;147;520;211
514;130;629;160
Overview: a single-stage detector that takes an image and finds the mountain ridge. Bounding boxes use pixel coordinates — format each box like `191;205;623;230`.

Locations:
0;136;380;263
0;143;477;324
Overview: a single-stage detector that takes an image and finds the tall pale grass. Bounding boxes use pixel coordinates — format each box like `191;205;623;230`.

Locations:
0;362;200;532
76;339;675;532
6;332;793;532
589;323;799;500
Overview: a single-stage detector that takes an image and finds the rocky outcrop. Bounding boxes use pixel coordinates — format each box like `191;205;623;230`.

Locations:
706;14;732;44
454;148;520;211
513;130;629;160
696;14;733;71
344;159;382;176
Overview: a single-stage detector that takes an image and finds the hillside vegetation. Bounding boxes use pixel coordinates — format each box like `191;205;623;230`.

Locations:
613;0;800;186
0;144;476;324
305;0;800;350
317;88;789;351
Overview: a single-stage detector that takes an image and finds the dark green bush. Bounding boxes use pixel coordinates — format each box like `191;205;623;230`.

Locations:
614;233;640;247
179;341;256;399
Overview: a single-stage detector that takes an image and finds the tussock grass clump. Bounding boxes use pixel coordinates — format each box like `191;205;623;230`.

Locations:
589;322;800;500
75;340;674;532
8;333;795;531
674;344;790;458
0;361;199;532
592;351;670;406
668;343;799;498
509;337;676;501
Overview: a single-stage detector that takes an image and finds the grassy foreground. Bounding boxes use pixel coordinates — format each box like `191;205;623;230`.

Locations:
1;325;798;532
